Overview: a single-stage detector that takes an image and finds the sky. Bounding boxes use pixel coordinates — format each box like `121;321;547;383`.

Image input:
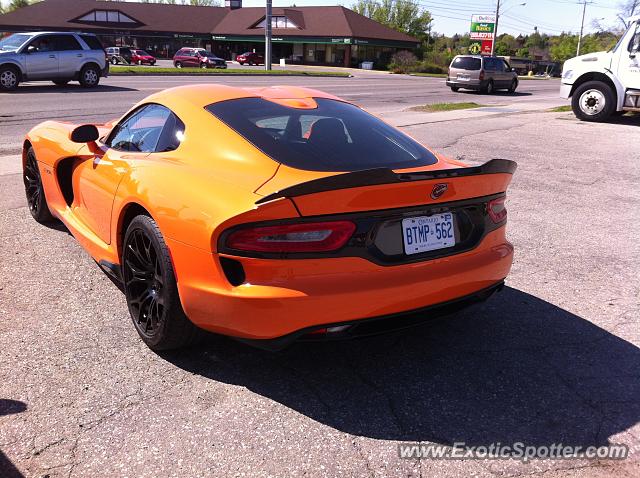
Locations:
0;0;625;36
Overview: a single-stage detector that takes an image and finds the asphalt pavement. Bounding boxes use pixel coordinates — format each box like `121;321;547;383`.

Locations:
1;72;639;478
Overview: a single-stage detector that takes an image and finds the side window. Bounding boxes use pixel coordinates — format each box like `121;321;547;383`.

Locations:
484;58;495;71
80;35;103;51
156;113;186;152
26;35;57;53
502;60;511;72
53;35;82;51
107;104;173;153
630;24;640;53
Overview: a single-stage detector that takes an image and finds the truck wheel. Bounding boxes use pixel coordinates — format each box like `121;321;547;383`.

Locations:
571;81;615;122
450;86;459;92
0;65;20;91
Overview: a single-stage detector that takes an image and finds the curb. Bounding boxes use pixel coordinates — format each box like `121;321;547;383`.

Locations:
109;71;353;78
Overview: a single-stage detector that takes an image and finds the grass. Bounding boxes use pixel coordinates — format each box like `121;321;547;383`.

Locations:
408;72;448;78
109;65;351;77
410;102;485;112
548;105;572;112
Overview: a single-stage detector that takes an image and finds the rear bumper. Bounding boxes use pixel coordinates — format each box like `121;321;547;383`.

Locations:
446;79;485;90
167;226;514;341
239;280;505;350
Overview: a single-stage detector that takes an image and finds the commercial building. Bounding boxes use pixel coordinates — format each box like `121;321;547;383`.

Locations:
0;0;419;67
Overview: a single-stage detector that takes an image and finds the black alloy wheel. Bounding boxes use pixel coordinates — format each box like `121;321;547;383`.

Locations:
122;215;199;350
23;147;54;223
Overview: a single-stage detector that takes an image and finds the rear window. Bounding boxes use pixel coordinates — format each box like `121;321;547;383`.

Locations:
206;98;438;172
79;34;103;50
451;57;481;70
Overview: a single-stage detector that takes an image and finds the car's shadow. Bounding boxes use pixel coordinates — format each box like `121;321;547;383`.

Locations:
457;90;532;97
5;84;137;94
161;286;640;446
0;400;27;478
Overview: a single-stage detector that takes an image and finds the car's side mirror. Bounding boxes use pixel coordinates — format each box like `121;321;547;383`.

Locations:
26;45;36;54
511;68;516;72
70;124;100;144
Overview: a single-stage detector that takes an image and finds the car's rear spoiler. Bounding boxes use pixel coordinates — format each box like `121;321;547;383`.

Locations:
255;158;517;205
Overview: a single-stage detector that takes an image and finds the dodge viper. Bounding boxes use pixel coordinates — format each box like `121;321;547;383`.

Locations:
23;84;516;351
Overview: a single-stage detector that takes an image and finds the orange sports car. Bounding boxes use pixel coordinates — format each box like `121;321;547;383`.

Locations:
23;84;516;351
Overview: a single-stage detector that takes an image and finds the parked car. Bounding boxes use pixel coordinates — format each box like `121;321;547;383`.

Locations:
446;55;518;94
236;51;264;66
172;48;227;69
131;49;156;66
23;84;516;351
0;31;108;91
105;46;133;65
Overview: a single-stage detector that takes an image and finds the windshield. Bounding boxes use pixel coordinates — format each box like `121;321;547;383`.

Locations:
135;50;150;55
0;33;31;52
206;98;438;172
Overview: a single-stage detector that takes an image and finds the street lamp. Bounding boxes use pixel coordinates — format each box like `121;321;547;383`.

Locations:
491;1;526;56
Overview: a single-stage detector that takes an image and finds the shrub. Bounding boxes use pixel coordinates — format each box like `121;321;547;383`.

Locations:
413;61;446;74
388;50;418;73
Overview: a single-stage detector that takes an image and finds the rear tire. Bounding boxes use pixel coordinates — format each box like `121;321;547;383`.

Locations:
508;79;518;93
122;215;200;351
450;86;459;92
238;61;245;65
175;61;182;69
485;79;495;94
0;65;20;91
200;62;208;69
110;57;118;65
79;65;100;88
571;80;615;122
23;147;55;224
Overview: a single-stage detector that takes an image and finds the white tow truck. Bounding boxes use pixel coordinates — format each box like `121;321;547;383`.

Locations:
560;15;640;121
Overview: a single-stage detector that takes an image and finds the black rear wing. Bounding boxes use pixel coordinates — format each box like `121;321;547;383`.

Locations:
255;159;517;205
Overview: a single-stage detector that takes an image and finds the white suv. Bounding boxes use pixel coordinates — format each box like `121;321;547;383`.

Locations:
0;31;108;91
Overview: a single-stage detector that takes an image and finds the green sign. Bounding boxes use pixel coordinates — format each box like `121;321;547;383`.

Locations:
470;22;494;34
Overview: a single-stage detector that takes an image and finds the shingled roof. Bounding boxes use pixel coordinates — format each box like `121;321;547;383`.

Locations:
0;0;419;44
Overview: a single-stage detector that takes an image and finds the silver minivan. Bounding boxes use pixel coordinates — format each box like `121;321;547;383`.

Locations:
0;32;108;91
446;55;518;94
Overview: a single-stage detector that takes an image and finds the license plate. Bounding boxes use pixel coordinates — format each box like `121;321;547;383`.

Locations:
402;213;456;255
457;74;470;81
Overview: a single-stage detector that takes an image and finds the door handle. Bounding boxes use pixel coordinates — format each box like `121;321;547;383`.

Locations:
76;54;83;57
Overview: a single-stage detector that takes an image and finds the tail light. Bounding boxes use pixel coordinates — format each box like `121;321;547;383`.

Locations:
479;70;485;81
487;196;507;223
226;221;356;253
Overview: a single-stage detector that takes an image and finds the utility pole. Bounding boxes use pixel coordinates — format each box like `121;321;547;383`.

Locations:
577;0;588;56
490;0;500;56
265;0;272;70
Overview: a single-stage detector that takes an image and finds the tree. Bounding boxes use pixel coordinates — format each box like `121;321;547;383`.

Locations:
8;0;31;11
617;0;639;29
352;0;432;39
494;34;519;56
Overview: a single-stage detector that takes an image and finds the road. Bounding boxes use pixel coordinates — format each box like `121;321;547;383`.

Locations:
0;73;562;157
1;73;639;478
